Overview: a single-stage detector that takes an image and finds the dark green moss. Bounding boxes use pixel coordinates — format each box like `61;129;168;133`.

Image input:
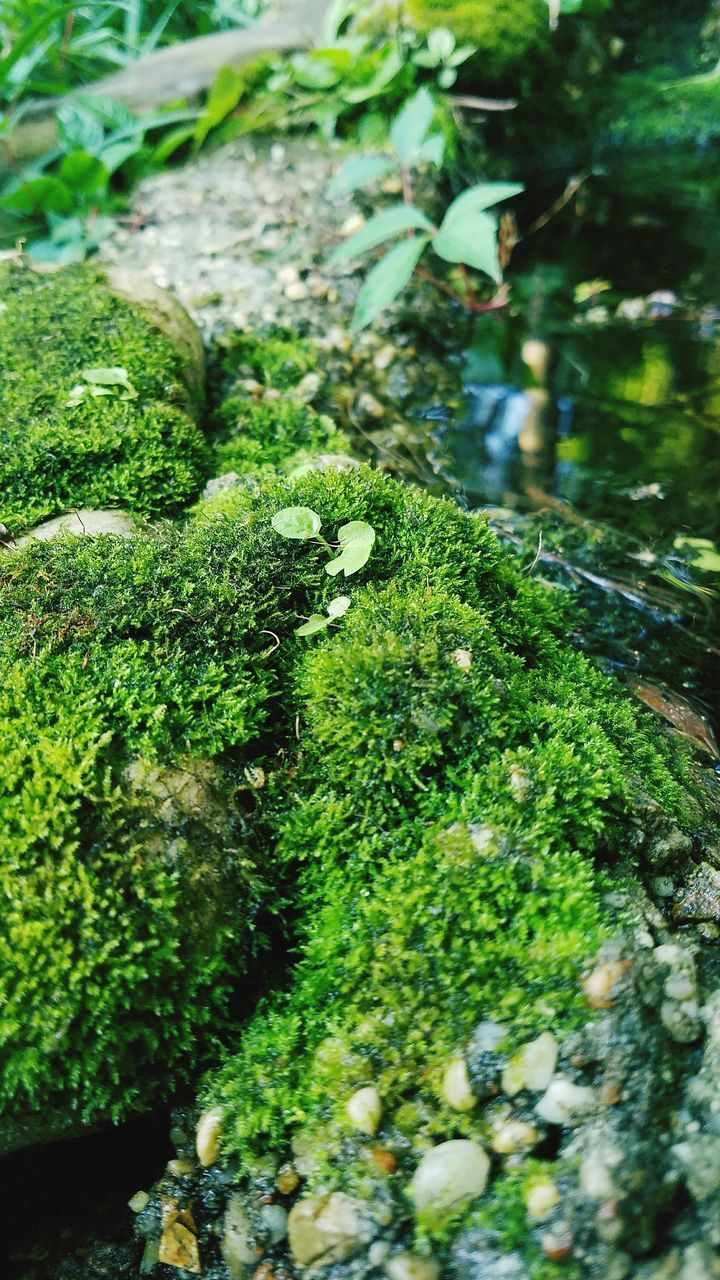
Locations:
0;264;209;535
214;399;350;478
405;0;550;74
217;326;317;391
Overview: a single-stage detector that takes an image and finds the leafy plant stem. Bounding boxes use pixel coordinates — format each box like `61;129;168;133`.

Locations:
414;265;507;314
401;163;413;207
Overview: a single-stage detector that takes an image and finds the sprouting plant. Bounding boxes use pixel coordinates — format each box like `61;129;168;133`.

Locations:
66;365;138;406
410;27;476;89
271;505;376;637
326;86;523;330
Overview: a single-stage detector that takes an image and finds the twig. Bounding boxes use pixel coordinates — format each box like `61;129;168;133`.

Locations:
522;172;591;238
450;94;518;112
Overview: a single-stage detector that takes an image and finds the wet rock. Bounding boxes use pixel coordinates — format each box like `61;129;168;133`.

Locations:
491;1118;538;1154
346;1085;382;1135
196;1107;223;1167
223;1194;257;1278
287;1192;369;1267
442;1057;476;1111
275;1163;300;1195
357;391;385;419
158;1198;201;1274
410;1140;489;1216
525;1176;560;1221
583;959;631;1010
673;1135;720;1202
260;1203;288;1244
654;944;702;1043
673;864;720;924
202;471;242;500
466;1020;508;1095
129;1191;150;1213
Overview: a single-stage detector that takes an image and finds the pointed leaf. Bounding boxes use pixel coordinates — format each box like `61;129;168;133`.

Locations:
390;87;435;165
417;133;445;166
296;614;330;636
351;234;429;331
442;182;523;230
326;154;394;198
328;205;434;267
271;507;322;540
432;210;500;281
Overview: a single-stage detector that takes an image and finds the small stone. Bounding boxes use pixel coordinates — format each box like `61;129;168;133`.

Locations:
579;1147;621;1199
195;1106;223;1168
288;1192;366;1267
285;281;308;301
410;1140;490;1215
346;1085;382;1135
673;864;720;924
443;1058;476;1111
10;508;138;548
294;372;322;402
260;1203;288;1244
453;649;473;671
159;1199;201;1274
372;1148;398;1174
253;1265;275;1280
491;1119;538;1155
270;143;286;163
277;265;299;286
374;344;397;370
340;213;365;237
370;1241;391;1267
502;1032;558;1096
223;1194;257;1279
129;1190;149;1213
275;1163;300;1195
536;1076;596;1126
386;1251;440;1280
541;1228;573;1262
509;764;530;802
202;472;241;501
524;1178;560;1221
167;1158;194;1178
357;391;386;419
583;960;631;1009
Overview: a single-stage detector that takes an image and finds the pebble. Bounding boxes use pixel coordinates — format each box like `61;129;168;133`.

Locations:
452;649;473;671
535;1076;596;1125
128;1190;149;1213
287;1192;366;1267
340;213;365;237
386;1251;440;1280
293;372;322;402
260;1203;288;1244
275;1163;300;1195
410;1140;490;1215
491;1119;538;1155
374;343;397;370
8;508;138;549
442;1057;476;1111
159;1198;201;1274
583;959;631;1010
579;1146;622;1199
524;1178;560;1221
357;391;386;419
346;1085;382;1135
167;1158;194;1178
502;1032;558;1096
223;1194;257;1279
285;281;309;301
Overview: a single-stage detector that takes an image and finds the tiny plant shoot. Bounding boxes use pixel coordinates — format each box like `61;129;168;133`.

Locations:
326;86;523;330
271;505;376;636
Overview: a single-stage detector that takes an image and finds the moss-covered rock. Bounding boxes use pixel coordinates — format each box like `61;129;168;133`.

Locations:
405;0;550;76
0;263;208;537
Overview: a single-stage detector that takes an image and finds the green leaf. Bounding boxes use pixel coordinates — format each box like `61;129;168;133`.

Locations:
345;44;404;104
325;521;376;577
58;151;108;196
417;133;445;166
272;507;322;540
432;209;500;281
328;205;434;267
326;154;394;198
390;87;435;165
296;614;330;636
2;177;73;215
81;366;131;386
674;536;720;573
194;65;244;146
442;182;524;229
327;595;351;618
351;234;429;331
427;27;456;60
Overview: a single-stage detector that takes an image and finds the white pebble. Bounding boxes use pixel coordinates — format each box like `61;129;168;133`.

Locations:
410;1140;489;1214
442;1058;476;1111
346;1085;382;1136
536;1076;596;1126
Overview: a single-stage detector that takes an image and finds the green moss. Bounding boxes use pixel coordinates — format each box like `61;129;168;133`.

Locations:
406;0;550;75
217;326;317;391
0;264;209;535
214;398;350;479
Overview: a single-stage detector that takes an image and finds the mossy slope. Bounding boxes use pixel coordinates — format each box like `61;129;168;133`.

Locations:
0;264;209;536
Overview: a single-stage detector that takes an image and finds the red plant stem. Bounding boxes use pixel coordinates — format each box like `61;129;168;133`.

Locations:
414;266;507;314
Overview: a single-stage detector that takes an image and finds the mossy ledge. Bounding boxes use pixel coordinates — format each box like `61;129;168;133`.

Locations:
0;311;715;1273
0;263;208;537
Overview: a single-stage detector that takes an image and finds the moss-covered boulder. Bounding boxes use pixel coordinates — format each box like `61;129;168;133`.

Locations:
0;263;208;538
405;0;550;76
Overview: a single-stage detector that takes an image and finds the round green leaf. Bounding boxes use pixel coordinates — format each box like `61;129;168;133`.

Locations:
271;507;322;540
296;614;330;636
327;595;351;618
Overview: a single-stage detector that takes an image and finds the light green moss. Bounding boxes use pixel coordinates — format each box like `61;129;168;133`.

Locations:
406;0;550;75
0;263;209;535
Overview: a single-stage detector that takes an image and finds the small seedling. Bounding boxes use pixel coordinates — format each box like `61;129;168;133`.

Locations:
66;365;137;406
271;505;376;638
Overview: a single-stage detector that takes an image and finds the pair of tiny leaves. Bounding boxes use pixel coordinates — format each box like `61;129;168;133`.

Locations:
66;365;137;406
296;594;350;636
271;505;376;578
